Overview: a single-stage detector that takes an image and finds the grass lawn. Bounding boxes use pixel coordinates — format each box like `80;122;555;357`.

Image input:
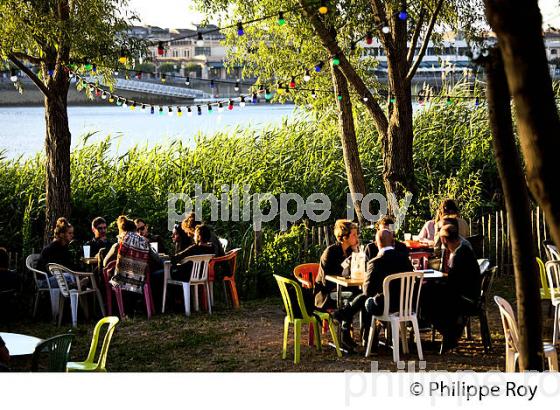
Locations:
2;275;552;372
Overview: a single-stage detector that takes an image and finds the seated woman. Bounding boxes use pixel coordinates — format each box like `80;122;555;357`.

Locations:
181;213;224;257
104;216;163;295
36;217;77;287
172;223;191;255
171;224;215;282
314;219;359;310
418;217;436;245
0;247;17;292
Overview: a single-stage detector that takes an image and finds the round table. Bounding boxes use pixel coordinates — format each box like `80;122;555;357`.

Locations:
0;332;43;356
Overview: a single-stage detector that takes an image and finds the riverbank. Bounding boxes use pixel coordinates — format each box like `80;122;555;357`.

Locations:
0;83;195;106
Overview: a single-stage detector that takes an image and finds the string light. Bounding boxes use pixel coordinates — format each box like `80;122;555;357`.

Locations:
366;32;373;45
237;22;244;36
177;107;183;116
278;11;286;26
218;102;224;112
303;69;311;82
210;79;215;89
382;26;390;34
161;73;166;83
265;88;273;100
289;76;296;88
131;102;137;111
240;96;246;108
208;104;213;114
150;106;155;115
157;42;165;56
187;107;193;117
159;106;164;115
234;81;240;91
311;89;317;98
337;93;342;101
119;49;127;64
197;105;202;116
314;62;323;72
185;76;190;86
252;92;258;103
228;99;234;110
332;55;340;66
319;0;328;14
398;10;408;20
197;33;204;46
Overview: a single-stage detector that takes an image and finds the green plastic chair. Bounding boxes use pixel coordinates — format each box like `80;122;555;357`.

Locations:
538;257;552;300
31;334;74;372
66;316;119;372
273;274;341;364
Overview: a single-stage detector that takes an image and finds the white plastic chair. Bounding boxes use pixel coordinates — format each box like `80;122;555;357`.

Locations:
365;271;424;363
162;254;214;316
26;254;60;321
546;260;560;345
47;263;104;328
478;258;490;275
547;244;560;261
494;295;558;371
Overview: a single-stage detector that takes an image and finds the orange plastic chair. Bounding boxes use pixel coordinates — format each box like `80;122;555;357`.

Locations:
293;263;320;289
293;263;328;346
208;248;241;309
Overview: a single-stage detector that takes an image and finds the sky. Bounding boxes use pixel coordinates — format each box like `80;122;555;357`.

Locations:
127;0;560;29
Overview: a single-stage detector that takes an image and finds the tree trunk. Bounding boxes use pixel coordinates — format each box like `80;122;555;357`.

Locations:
484;0;560;250
484;49;544;371
44;80;72;243
331;66;367;225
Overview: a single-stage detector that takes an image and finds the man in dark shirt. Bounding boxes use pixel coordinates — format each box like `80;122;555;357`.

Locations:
314;220;359;310
364;215;409;261
172;224;215;282
85;217;112;257
421;223;481;353
334;229;414;351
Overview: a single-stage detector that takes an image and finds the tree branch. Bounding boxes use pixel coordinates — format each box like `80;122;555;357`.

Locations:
406;0;444;82
407;8;426;66
11;52;43;65
298;0;389;134
8;54;51;97
370;0;394;52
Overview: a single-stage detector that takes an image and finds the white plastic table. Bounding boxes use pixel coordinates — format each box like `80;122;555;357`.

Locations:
0;332;43;356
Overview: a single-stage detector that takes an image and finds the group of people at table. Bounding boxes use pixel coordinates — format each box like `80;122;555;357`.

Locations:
31;212;226;314
313;199;480;354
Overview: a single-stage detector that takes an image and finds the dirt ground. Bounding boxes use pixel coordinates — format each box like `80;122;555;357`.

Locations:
2;275;553;372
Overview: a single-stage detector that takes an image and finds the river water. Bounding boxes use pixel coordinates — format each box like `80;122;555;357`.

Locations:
0;104;298;159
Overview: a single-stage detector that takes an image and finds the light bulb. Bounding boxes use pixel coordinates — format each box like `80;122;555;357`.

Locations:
382;26;390;34
239;97;246;108
303;69;311;82
278;11;286;26
218;102;224;113
289;77;296;88
197;33;204;46
398;10;408;20
237;22;244;36
315;62;323;72
319;0;328;14
187;107;193;117
185;77;190;86
234;81;240;92
332;55;340;66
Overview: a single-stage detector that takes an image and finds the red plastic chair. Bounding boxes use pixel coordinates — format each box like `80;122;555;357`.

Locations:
293;263;329;346
208;248;241;309
103;260;155;319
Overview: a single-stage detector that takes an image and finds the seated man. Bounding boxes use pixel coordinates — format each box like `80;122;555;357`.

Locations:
135;218;167;255
314;219;359;311
334;229;413;351
420;223;481;353
85;217;112;257
364;215;409;261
